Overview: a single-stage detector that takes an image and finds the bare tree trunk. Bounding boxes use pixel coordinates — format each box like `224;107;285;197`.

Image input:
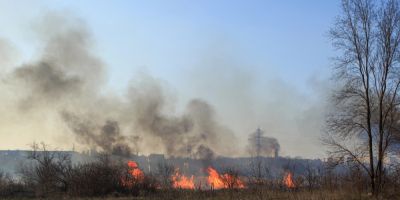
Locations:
327;0;389;195
327;0;400;195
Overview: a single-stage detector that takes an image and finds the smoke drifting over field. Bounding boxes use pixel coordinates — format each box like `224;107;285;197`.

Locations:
0;14;242;158
0;13;329;158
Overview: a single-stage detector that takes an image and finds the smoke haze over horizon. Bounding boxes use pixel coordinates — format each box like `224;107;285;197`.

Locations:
0;2;336;159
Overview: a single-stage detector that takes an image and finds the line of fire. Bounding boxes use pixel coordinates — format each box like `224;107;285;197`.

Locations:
0;128;313;191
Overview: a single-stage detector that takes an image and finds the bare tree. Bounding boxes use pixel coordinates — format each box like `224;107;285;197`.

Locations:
19;142;72;197
320;159;340;192
326;0;400;195
304;161;320;191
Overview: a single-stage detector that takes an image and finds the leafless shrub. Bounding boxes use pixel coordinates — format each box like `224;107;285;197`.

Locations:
304;161;321;191
67;155;124;197
16;143;160;197
19;142;72;197
0;171;26;197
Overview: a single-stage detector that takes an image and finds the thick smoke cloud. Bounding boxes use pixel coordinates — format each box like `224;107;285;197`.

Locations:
0;14;240;158
0;12;332;158
14;62;83;108
9;14;104;111
127;76;237;158
61;112;131;157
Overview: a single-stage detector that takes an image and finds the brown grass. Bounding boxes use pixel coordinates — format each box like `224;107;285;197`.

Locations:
2;189;395;200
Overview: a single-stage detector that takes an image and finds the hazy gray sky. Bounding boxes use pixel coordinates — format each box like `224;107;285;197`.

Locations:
0;1;339;158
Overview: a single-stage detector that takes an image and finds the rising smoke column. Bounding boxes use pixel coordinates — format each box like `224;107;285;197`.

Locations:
61;112;131;157
10;13;104;111
2;13;239;158
7;14;133;156
127;77;238;158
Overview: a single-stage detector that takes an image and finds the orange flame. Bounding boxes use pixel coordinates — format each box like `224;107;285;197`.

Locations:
171;169;195;189
127;161;144;181
207;167;245;189
283;172;295;188
207;167;225;189
122;161;145;187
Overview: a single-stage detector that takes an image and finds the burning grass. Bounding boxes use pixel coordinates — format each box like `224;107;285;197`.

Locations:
5;155;400;199
127;161;144;180
207;167;245;189
171;169;195;189
283;171;295;188
122;161;246;190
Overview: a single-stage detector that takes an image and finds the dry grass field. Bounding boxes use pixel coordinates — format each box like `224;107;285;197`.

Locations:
2;189;397;200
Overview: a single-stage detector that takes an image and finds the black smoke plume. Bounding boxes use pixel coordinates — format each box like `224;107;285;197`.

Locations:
4;13;238;158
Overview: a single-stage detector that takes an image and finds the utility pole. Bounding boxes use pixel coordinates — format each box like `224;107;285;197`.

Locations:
255;127;262;158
